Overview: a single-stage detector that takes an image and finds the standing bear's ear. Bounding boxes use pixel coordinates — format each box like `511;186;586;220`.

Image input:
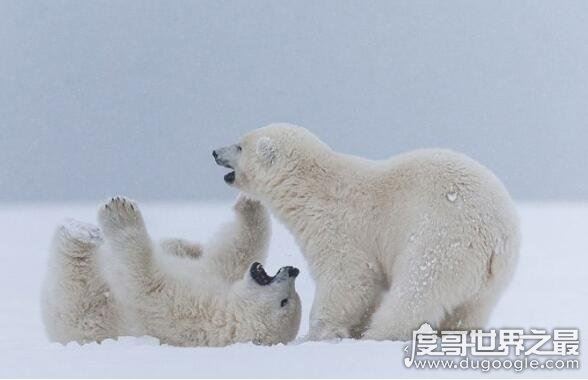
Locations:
256;137;277;165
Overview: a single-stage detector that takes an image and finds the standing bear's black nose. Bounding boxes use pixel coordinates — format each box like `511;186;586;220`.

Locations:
212;150;218;159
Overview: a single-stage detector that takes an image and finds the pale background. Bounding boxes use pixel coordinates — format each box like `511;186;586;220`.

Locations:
1;0;587;202
0;2;587;377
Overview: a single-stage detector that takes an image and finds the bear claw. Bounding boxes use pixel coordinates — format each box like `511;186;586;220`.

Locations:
98;196;143;232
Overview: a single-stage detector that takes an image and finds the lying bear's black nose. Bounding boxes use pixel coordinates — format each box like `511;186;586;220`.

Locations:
212;150;218;159
288;267;300;278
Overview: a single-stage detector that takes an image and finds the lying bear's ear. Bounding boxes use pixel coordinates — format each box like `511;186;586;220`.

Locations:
256;137;277;165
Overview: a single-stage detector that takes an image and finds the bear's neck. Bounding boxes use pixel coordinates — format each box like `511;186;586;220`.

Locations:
264;150;370;248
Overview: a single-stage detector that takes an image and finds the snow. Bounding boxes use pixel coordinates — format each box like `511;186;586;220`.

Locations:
0;202;586;377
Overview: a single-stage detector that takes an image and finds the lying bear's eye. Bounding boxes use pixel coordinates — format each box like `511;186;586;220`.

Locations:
280;298;288;307
236;145;242;152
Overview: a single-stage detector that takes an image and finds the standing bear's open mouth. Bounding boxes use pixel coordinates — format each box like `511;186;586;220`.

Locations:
212;149;236;184
223;171;235;184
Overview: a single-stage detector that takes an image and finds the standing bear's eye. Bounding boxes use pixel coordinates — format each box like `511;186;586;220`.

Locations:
280;298;288;307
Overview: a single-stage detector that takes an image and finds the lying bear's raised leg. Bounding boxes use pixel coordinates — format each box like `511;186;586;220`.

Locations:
41;219;119;343
308;257;386;340
205;194;270;282
98;197;160;297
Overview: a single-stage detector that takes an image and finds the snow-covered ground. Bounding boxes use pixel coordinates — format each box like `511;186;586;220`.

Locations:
0;202;585;378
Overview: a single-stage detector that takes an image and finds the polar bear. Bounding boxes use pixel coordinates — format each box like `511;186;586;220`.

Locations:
41;196;301;346
213;123;520;341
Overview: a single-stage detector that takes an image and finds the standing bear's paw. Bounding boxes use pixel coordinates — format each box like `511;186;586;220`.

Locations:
54;218;103;257
306;320;351;342
98;196;146;237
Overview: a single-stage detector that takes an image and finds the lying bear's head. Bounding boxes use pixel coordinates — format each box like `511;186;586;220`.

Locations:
213;123;328;199
231;262;301;345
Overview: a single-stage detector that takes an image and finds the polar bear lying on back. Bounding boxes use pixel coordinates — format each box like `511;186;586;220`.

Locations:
41;195;301;346
213;123;520;341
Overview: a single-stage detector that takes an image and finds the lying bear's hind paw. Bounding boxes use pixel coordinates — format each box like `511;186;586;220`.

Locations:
54;218;103;257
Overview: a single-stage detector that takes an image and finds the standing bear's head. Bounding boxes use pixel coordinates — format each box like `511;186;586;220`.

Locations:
213;123;330;201
231;262;301;345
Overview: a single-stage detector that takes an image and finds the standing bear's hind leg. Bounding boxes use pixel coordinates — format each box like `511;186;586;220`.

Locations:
41;219;119;344
364;236;486;341
362;288;447;341
439;295;496;332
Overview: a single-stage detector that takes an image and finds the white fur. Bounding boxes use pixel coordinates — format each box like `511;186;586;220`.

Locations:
214;123;520;341
41;195;301;346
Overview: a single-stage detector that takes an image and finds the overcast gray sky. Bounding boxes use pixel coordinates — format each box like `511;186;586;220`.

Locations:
1;0;587;202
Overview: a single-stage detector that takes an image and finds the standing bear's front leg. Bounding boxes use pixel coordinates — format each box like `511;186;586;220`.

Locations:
307;253;386;340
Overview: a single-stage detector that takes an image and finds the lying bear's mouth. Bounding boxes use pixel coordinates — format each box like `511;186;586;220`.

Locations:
250;262;274;285
250;262;299;286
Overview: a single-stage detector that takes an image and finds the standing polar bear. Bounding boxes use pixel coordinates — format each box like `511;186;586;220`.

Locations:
41;195;301;346
214;123;520;341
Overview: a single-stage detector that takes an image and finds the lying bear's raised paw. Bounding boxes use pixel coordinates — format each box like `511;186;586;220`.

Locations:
233;193;262;212
98;196;144;233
